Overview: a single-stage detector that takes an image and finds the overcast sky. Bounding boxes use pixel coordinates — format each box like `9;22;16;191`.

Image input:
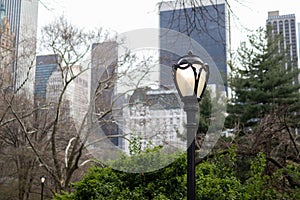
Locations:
37;0;300;49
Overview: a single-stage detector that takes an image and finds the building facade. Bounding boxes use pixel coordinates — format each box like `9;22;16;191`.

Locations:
267;11;298;71
46;65;89;129
0;2;14;88
2;0;21;44
2;0;39;97
91;41;119;145
34;54;59;104
159;0;229;89
122;87;186;154
267;11;299;135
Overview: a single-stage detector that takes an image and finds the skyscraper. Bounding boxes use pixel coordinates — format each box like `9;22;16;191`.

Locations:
267;11;299;135
159;0;230;89
1;0;39;97
46;64;89;128
267;11;298;71
91;41;119;145
0;2;14;88
34;54;59;104
2;0;21;45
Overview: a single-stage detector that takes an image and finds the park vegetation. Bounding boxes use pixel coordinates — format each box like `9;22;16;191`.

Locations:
53;27;300;199
0;1;300;199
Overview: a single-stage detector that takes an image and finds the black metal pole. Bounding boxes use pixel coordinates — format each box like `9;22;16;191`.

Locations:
183;96;199;200
41;182;44;200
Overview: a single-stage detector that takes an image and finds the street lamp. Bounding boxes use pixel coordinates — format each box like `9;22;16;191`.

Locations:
172;51;209;200
40;175;46;200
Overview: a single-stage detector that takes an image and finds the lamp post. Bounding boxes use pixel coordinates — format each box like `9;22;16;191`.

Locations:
172;51;209;200
40;176;46;200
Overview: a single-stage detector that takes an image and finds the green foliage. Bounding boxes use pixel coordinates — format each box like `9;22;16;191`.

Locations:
54;167;143;200
227;28;300;128
196;150;286;200
196;159;242;199
54;147;300;200
54;150;187;200
223;27;300;200
128;134;142;155
270;162;300;199
242;153;277;199
109;145;182;173
198;90;212;134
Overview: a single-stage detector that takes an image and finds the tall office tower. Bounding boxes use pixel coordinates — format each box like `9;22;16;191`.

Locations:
91;41;119;146
267;11;298;71
159;0;230;89
34;54;60;105
1;0;20;43
2;0;39;97
0;2;14;88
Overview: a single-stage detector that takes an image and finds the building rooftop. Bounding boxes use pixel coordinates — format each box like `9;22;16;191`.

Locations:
129;87;181;110
267;11;295;20
159;0;226;12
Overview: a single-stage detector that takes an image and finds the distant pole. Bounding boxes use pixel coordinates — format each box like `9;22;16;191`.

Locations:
40;176;46;200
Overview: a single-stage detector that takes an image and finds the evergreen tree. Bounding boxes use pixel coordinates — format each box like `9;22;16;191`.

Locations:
226;28;300;128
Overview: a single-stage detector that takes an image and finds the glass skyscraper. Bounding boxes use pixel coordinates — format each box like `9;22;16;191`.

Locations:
2;0;39;97
159;0;229;89
2;0;21;45
34;54;59;102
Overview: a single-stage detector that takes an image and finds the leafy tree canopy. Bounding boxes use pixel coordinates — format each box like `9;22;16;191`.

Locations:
53;147;300;200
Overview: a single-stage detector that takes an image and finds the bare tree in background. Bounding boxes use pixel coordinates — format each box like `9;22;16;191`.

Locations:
0;15;157;198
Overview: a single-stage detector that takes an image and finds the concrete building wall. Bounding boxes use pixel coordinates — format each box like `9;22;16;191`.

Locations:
122;87;186;154
46;65;89;129
267;11;298;71
91;41;119;145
